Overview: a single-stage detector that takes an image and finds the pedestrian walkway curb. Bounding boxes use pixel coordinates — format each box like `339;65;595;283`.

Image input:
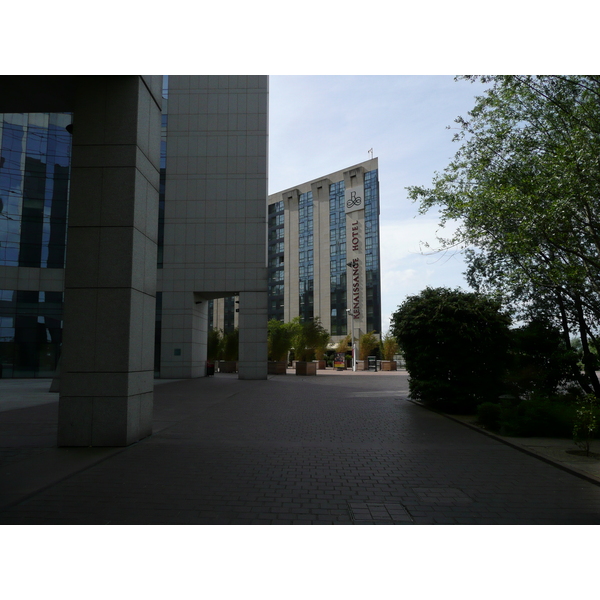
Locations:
406;398;600;488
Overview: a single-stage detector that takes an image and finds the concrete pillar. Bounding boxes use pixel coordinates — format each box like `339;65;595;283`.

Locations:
159;291;208;378
57;76;162;446
238;290;268;379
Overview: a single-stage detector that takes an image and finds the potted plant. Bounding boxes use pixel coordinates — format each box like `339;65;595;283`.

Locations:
381;331;399;371
293;317;329;376
314;328;331;370
335;335;352;370
357;331;380;370
267;319;293;374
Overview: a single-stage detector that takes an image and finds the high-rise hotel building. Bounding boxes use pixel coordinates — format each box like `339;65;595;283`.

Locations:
210;159;382;342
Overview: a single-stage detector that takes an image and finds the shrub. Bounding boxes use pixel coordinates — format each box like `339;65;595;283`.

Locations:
499;397;576;437
314;328;331;361
381;331;400;361
221;328;239;361
292;317;330;362
359;331;380;360
507;320;579;398
207;328;223;361
336;335;352;353
573;394;599;455
477;402;502;431
478;395;578;438
268;319;293;362
390;287;512;413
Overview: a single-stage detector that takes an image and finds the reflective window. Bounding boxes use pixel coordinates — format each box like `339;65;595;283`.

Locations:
364;169;381;333
329;181;347;335
0;113;72;268
298;191;314;322
267;200;285;321
0;289;63;377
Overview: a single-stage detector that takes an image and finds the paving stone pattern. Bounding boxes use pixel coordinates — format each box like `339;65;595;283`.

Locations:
1;373;600;524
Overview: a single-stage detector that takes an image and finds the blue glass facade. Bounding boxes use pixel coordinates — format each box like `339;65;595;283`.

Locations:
0;113;71;377
0;113;71;268
298;191;314;321
364;169;381;333
329;181;347;335
267;200;285;321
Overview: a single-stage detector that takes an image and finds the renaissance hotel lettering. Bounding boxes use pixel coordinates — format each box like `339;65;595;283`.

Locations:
210;159;381;345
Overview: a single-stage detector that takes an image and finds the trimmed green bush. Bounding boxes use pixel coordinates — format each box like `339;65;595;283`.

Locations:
390;287;511;413
477;402;502;431
478;395;579;438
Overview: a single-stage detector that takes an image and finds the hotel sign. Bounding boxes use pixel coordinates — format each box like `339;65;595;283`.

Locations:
349;254;360;319
344;185;364;214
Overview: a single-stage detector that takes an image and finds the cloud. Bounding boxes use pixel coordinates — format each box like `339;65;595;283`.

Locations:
379;218;470;332
380;218;460;263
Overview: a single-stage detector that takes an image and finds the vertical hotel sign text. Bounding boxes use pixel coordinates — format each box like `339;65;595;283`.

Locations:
345;183;364;319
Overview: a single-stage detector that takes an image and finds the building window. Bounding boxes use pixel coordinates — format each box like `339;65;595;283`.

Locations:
0;113;72;268
364;169;381;333
328;181;348;336
267;200;285;321
298;191;314;322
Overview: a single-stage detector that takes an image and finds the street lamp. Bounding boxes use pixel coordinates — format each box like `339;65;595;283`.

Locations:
346;308;357;372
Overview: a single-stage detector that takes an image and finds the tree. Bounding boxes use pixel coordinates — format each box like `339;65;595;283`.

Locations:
314;327;331;361
507;319;579;399
359;331;379;360
381;331;400;361
390;287;511;413
291;317;330;362
407;75;600;397
335;334;352;354
267;319;293;362
207;328;223;361
221;328;239;361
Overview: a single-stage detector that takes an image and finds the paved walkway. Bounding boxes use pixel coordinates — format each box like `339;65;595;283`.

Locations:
1;370;600;524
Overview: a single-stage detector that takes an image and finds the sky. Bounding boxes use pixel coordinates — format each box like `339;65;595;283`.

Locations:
268;75;491;333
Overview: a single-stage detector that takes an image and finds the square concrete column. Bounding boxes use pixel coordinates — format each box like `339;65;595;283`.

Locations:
58;76;162;446
238;290;268;379
159;291;208;379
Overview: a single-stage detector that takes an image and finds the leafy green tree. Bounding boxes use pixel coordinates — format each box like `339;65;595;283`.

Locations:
407;75;600;397
390;287;511;413
507;319;579;399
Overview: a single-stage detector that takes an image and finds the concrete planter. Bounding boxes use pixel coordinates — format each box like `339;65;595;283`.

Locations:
295;361;317;376
268;361;287;375
219;360;238;373
381;360;397;371
356;360;369;371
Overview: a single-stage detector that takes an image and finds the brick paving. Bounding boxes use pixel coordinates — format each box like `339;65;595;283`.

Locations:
1;371;600;524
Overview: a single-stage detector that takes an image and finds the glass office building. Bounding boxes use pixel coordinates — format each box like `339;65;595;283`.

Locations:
0;113;72;377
